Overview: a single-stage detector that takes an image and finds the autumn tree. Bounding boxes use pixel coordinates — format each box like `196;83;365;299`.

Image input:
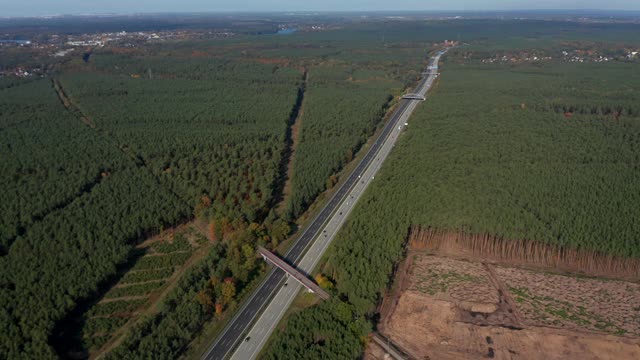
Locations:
315;273;334;289
220;217;233;240
325;175;338;190
220;278;236;306
215;302;224;316
196;289;214;312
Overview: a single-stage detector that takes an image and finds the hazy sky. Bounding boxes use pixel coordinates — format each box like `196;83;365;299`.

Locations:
3;0;640;17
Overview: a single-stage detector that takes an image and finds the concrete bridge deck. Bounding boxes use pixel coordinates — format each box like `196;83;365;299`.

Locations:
257;246;330;300
402;93;426;100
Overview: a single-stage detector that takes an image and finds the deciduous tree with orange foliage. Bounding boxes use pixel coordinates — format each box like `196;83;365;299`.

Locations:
221;278;236;306
208;221;217;242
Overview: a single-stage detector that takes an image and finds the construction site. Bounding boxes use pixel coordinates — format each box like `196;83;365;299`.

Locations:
365;227;640;360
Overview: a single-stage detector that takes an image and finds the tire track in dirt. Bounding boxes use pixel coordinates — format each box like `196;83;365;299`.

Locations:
483;263;525;328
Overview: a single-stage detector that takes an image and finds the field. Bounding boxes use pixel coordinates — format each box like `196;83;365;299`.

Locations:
367;248;640;360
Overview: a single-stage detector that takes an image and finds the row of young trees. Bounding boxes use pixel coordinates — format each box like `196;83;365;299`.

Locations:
264;59;640;357
1;165;190;358
105;225;269;359
67;231;200;353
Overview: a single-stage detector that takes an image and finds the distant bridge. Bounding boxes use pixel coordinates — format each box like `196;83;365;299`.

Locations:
257;246;330;300
402;93;426;101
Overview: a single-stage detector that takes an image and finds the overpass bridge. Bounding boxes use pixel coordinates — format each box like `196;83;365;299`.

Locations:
402;93;426;101
257;246;330;300
371;332;413;360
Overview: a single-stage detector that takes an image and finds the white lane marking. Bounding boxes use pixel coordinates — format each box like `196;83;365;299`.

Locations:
242;287;300;360
257;326;266;336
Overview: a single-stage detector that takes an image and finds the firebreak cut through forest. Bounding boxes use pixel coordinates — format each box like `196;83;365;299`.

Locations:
0;16;639;360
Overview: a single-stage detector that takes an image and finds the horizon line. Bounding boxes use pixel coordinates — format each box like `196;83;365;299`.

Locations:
3;8;640;20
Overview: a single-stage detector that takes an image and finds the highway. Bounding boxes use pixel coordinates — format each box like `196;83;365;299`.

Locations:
202;48;448;360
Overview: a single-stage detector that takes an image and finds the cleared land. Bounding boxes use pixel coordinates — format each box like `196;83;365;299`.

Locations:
370;247;640;360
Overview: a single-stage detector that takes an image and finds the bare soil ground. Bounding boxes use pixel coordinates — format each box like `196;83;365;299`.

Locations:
497;266;640;336
364;340;395;360
368;253;640;360
409;256;499;310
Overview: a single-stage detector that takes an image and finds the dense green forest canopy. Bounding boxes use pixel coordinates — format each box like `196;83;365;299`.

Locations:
0;23;430;359
2;17;639;359
87;33;425;359
0;78;190;358
59;61;302;221
284;65;400;219
0;60;303;357
1;80;125;253
263;32;640;358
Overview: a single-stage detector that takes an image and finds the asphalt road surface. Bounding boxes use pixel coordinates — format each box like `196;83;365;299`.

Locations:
202;49;449;360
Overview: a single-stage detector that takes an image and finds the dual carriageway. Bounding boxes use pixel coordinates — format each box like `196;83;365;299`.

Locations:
203;48;449;360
